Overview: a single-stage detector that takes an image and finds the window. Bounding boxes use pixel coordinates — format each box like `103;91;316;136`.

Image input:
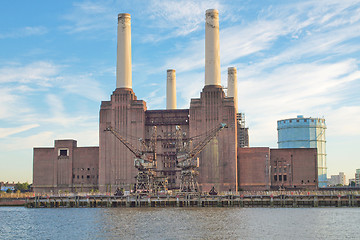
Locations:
73;175;75;179
77;175;79;179
274;175;277;181
304;119;307;122
279;175;282;181
87;175;90;179
284;175;287;181
58;149;69;156
82;175;84;179
87;168;90;171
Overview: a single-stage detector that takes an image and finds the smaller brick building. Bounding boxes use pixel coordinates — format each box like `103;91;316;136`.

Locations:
237;147;318;191
238;148;271;191
33;140;99;193
270;148;318;190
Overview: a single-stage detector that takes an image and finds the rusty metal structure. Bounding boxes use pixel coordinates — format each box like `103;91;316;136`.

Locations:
176;123;227;192
105;126;167;193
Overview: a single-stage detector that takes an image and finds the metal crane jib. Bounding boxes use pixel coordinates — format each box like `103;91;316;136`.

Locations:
176;157;199;169
134;158;157;170
175;123;227;192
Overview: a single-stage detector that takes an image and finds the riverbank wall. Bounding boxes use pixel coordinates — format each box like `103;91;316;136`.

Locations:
25;192;360;208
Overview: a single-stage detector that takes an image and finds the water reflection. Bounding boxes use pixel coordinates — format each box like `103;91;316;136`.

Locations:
1;207;360;240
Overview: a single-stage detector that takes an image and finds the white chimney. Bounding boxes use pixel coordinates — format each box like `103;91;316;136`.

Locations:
227;67;238;113
116;13;132;89
166;69;176;109
205;9;221;86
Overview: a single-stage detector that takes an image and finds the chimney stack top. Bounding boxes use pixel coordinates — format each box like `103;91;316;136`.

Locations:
118;13;131;18
206;9;219;14
228;67;237;72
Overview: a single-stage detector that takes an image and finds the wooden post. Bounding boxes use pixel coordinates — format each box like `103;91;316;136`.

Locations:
313;196;318;207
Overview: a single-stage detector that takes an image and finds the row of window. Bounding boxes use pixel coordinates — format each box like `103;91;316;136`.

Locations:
73;175;98;179
274;175;287;181
274;175;316;184
73;168;95;171
280;119;325;124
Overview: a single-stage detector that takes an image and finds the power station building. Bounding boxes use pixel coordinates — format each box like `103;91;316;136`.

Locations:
277;115;327;187
33;10;318;193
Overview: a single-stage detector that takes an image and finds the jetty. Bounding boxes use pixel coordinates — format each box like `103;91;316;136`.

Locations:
25;191;360;208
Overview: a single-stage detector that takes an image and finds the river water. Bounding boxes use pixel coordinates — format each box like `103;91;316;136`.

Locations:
0;207;359;239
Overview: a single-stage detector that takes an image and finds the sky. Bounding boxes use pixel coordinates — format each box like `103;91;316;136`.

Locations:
0;0;359;183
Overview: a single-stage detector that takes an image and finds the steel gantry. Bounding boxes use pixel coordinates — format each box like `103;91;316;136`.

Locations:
175;123;227;192
104;126;167;194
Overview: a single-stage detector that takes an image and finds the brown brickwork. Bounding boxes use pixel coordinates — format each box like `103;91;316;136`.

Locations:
237;147;271;191
270;148;318;190
99;88;147;192
189;85;237;192
33;140;99;193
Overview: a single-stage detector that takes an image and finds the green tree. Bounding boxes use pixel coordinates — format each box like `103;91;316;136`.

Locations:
6;188;12;193
15;182;30;192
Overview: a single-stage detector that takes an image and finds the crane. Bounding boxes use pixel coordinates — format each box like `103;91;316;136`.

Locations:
104;126;167;194
175;123;227;192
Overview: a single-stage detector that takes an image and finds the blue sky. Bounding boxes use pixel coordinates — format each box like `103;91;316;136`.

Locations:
0;0;359;183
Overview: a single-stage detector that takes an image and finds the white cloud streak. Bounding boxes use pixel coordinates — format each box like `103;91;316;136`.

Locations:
0;26;47;39
148;0;224;38
0;124;40;138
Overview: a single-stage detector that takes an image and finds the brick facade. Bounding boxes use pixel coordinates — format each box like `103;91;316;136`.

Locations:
33;140;99;193
189;85;238;192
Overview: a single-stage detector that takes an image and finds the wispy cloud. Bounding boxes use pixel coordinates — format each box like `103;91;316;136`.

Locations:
143;88;165;109
0;61;107;101
238;59;360;145
57;74;107;102
60;0;228;41
0;87;33;120
61;1;115;34
0;26;47;39
148;0;224;38
0;124;40;138
0;61;60;86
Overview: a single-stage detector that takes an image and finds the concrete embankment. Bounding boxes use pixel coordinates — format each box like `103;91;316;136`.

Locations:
0;198;26;206
25;192;360;208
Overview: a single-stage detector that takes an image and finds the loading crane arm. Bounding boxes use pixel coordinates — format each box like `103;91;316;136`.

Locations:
104;126;144;159
177;123;227;162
